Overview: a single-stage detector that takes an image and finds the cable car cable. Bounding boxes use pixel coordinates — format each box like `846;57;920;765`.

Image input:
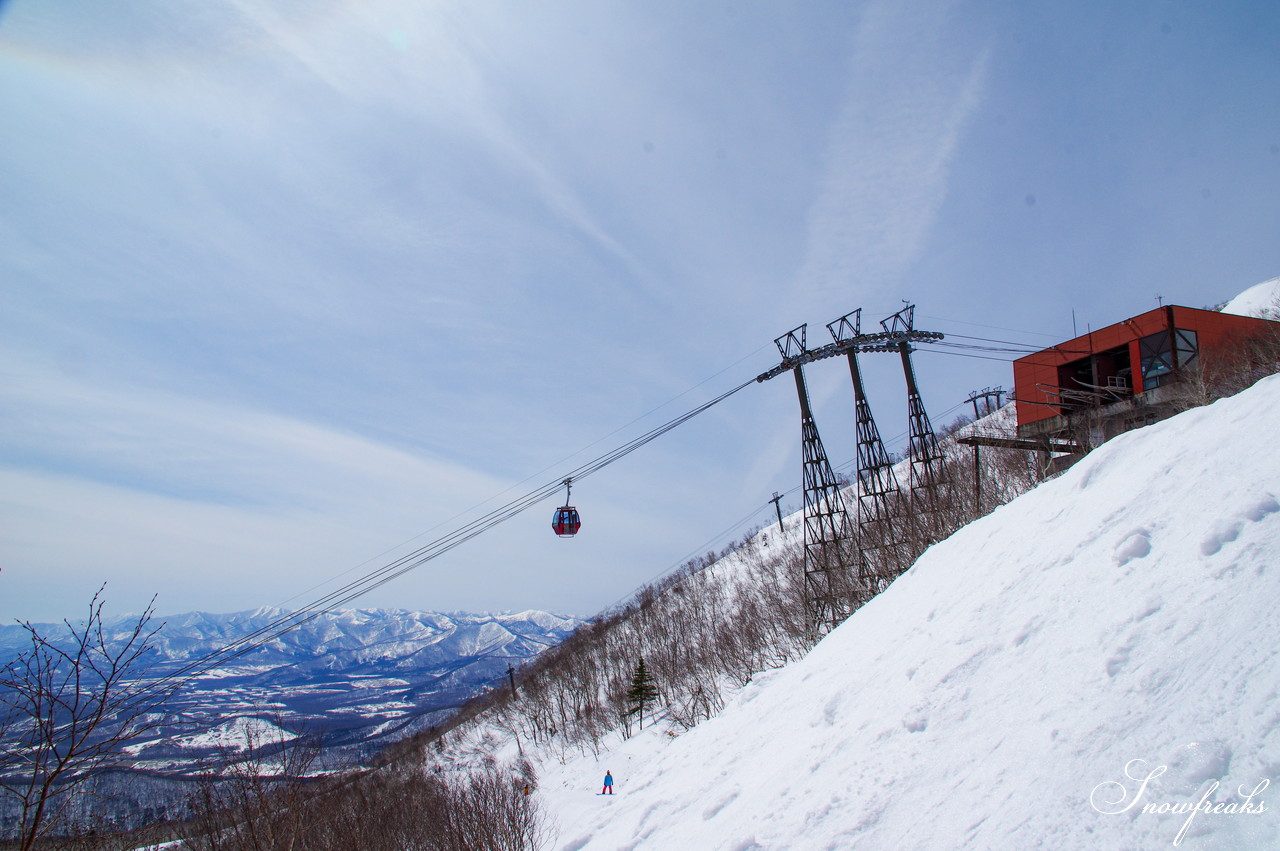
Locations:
126;375;758;707
129;339;1021;705
261;344;776;614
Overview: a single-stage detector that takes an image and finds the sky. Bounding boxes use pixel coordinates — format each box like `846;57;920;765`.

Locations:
1;0;1278;623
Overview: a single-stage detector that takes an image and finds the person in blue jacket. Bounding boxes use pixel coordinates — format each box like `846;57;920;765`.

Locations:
602;770;614;795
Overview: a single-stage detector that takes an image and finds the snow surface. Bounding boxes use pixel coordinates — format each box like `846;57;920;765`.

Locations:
528;374;1280;850
1221;277;1280;319
167;715;298;754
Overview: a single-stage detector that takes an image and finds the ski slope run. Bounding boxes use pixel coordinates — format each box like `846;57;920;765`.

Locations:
539;373;1280;850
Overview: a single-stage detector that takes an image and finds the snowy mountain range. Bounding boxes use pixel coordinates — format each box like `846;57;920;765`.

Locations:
0;607;579;771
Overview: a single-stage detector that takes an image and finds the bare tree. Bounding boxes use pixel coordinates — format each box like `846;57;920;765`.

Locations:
180;750;548;851
1173;318;1280;410
0;587;163;850
178;716;325;851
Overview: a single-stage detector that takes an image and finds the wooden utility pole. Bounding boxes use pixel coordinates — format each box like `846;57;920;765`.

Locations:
769;492;785;531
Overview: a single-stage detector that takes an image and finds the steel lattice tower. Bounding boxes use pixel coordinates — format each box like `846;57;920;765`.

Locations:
826;310;903;584
755;311;945;624
775;326;860;632
881;306;949;532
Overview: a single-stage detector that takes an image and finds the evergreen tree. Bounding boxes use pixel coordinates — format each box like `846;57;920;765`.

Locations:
625;657;659;728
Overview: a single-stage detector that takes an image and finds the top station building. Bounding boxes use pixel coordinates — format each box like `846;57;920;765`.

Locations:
1012;304;1280;446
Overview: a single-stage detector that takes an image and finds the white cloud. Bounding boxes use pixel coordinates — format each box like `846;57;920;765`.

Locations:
2;357;516;504
795;0;991;309
0;359;540;619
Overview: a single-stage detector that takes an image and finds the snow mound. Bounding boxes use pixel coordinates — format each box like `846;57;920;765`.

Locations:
540;374;1280;850
1221;276;1280;319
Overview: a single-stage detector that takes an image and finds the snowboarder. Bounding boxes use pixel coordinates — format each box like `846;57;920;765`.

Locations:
602;770;614;795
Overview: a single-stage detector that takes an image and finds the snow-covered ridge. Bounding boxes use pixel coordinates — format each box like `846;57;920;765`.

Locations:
0;606;578;663
1221;276;1280;319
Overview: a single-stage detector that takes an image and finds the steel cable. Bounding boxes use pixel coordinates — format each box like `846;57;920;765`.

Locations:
127;377;757;707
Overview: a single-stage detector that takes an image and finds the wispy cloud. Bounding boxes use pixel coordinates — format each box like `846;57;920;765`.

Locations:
0;358;534;618
203;0;645;284
1;357;510;508
794;0;991;310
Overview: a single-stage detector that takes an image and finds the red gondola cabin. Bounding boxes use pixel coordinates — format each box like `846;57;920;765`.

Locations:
552;506;581;537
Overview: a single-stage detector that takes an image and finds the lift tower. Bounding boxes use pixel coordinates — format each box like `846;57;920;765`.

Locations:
770;326;858;633
963;387;1006;514
756;309;945;625
881;305;949;540
826;309;903;585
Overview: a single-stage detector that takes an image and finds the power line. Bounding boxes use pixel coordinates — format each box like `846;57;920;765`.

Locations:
916;348;1020;364
917;313;1065;340
929;340;1040;354
941;332;1045;346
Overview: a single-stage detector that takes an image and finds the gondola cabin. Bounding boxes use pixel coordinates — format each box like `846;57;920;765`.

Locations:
552;506;581;537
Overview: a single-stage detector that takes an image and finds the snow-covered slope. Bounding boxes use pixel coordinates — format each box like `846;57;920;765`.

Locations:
1221;276;1280;319
537;374;1280;850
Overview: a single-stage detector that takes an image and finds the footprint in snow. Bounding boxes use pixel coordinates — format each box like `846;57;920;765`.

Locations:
1201;495;1280;556
903;711;928;733
1114;529;1152;566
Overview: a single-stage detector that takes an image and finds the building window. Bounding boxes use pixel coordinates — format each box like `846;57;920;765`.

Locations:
1139;329;1198;389
1175;328;1199;369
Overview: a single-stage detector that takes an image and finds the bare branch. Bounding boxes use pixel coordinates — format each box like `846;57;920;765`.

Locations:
0;588;166;849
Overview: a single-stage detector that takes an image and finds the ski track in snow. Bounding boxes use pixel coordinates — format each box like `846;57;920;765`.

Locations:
508;373;1280;850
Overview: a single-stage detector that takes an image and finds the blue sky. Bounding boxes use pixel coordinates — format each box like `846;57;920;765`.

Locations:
2;0;1277;623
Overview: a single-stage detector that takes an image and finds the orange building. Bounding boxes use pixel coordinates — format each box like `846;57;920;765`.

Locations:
1013;305;1279;439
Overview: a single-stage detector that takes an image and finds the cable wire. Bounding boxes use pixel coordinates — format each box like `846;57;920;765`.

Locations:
128;376;758;707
